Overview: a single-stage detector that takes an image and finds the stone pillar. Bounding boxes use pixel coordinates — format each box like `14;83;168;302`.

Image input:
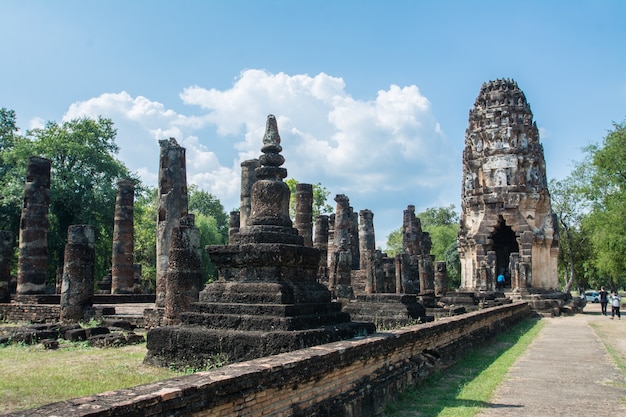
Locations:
156;138;189;308
17;156;51;295
164;214;202;325
314;215;329;284
60;225;95;322
240;159;260;228
333;195;353;298
359;210;375;294
228;211;240;244
403;205;422;256
0;231;13;303
350;209;360;270
418;255;435;295
111;179;135;294
295;183;313;247
434;261;448;296
326;213;336;289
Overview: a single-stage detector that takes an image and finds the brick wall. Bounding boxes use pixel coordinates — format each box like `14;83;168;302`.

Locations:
0;303;60;323
8;302;531;417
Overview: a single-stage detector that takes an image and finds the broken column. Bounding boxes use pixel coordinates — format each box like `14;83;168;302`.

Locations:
16;156;51;295
239;159;260;228
163;214;202;325
294;183;313;247
111;179;136;294
156;138;189;308
60;225;95;322
0;231;13;303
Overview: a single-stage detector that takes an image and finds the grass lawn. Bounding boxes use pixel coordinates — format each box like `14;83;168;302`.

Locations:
384;317;544;417
0;339;180;414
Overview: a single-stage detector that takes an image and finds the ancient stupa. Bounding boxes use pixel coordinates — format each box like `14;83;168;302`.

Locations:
457;79;559;292
145;115;374;368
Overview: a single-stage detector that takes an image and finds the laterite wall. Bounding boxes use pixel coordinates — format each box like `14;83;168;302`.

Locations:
7;302;532;417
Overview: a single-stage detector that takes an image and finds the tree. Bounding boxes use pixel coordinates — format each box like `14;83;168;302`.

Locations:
580;120;626;291
0;114;135;284
133;186;157;290
549;165;594;292
188;185;229;244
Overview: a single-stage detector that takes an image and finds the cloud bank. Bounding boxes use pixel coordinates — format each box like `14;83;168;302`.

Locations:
62;69;461;245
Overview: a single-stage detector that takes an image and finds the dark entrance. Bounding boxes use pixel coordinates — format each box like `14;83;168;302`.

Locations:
491;216;518;288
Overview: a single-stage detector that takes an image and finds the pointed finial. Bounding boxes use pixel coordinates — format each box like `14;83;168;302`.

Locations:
262;114;281;150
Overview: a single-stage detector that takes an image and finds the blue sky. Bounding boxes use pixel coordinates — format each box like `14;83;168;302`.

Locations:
1;1;625;247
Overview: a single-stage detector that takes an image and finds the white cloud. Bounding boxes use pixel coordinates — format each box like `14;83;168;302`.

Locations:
61;70;461;241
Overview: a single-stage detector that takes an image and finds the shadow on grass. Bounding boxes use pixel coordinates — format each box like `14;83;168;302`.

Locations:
384;317;542;417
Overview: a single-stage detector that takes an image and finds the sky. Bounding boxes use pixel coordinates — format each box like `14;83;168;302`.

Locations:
1;1;625;248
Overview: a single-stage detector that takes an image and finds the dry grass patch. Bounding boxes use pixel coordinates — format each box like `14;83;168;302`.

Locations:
0;340;180;414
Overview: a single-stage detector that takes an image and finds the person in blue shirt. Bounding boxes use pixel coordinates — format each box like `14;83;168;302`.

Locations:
496;272;505;291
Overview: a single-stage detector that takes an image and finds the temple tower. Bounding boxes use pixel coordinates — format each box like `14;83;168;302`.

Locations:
458;79;559;291
16;156;51;295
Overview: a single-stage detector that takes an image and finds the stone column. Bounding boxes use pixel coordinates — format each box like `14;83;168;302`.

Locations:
17;156;51;295
350;209;360;270
111;179;135;294
228;211;241;244
314;215;329;284
333;195;353;298
156;138;189;308
359;209;375;294
403;205;422;256
240;159;260;228
295;183;313;247
434;261;448;296
0;231;13;303
164;214;202;325
60;225;95;322
326;213;336;289
418;255;435;295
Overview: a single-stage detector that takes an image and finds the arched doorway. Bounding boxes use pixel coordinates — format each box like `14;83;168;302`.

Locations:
491;216;519;288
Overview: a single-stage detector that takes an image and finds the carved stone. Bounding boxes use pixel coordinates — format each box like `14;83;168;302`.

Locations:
239;159;259;228
458;79;559;291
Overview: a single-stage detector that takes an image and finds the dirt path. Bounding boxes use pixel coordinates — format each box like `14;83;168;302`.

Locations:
475;302;626;417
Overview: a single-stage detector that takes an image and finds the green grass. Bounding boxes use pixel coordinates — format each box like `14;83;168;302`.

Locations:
0;341;180;414
385;317;544;417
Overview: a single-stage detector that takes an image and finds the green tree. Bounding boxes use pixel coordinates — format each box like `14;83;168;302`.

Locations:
0;114;135;284
133;186;157;290
188;185;229;244
581;120;626;291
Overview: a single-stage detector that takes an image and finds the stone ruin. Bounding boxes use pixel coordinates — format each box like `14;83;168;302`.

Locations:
456;79;571;314
458;79;559;291
144;115;375;368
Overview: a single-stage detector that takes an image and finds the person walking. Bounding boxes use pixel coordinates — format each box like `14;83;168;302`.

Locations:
599;286;609;316
610;291;621;320
496;272;505;291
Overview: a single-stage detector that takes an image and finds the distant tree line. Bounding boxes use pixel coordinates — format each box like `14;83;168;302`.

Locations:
0;108;228;290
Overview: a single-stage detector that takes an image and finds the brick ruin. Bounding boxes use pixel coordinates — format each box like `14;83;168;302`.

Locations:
0;231;13;303
458;79;559;293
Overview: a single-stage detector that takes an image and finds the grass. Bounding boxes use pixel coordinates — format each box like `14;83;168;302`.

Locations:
384;317;544;417
0;340;180;414
589;321;626;385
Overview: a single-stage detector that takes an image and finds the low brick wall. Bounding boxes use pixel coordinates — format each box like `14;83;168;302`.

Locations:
0;303;60;323
6;302;531;417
